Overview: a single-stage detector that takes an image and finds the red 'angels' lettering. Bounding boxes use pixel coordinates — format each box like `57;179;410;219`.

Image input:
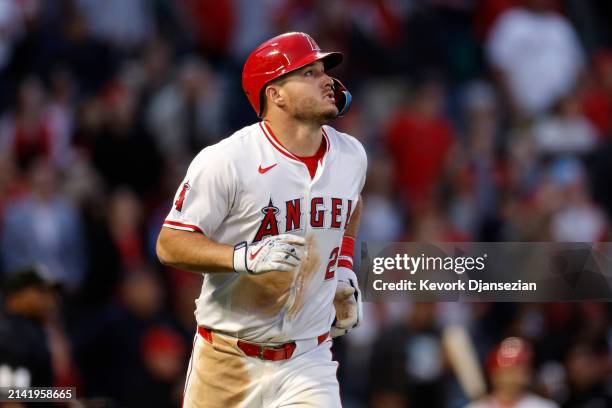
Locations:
286;199;301;232
330;198;343;229
252;196;352;242
310;197;324;228
175;182;190;212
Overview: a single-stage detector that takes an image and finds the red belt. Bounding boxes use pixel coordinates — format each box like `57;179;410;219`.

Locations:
198;327;329;361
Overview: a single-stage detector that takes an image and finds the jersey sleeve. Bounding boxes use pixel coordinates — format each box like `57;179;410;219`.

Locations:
163;147;237;236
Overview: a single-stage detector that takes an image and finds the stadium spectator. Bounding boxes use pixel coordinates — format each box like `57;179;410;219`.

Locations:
562;342;612;407
369;302;447;408
108;187;146;269
124;326;186;408
76;0;155;50
384;78;454;212
90;81;162;197
360;155;404;242
452;81;505;239
72;264;171;404
0;0;24;71
146;57;226;161
547;158;607;242
0;77;71;170
176;0;235;61
1;158;85;292
51;6;116;97
0;266;58;387
0;153;19;223
486;0;585;119
532;93;597;157
580;50;612;138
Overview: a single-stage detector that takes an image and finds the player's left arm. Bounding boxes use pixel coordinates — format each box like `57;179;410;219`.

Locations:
331;196;363;337
344;195;362;239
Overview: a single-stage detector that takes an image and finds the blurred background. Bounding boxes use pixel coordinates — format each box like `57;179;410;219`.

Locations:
0;0;611;407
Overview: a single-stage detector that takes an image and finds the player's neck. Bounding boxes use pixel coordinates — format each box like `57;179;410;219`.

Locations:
263;118;322;157
492;390;523;407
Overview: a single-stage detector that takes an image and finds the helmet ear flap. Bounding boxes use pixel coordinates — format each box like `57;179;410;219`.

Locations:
331;77;351;117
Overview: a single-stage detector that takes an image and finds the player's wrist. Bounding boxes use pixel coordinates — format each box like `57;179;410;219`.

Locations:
337;266;357;283
233;241;250;274
338;236;355;270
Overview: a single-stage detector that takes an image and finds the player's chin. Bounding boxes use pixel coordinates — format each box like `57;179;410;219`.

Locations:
320;105;339;122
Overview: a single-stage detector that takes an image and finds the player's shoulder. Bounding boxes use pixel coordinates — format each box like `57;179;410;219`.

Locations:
324;125;366;161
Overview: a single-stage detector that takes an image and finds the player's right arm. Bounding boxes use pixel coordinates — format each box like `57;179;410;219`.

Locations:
158;144;304;275
156;145;237;274
156;228;234;273
156;228;305;275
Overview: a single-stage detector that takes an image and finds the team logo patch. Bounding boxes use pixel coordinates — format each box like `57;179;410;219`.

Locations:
253;199;280;242
175;181;191;212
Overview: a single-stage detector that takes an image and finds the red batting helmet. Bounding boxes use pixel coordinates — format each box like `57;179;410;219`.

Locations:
486;337;533;373
242;32;350;117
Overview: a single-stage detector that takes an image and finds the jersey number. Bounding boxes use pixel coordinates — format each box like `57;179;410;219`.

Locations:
324;247;340;280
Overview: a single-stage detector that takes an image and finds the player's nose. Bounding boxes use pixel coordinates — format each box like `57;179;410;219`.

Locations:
322;74;334;91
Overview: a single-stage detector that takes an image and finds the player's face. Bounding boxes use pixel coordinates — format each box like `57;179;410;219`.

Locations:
278;62;338;123
491;365;531;392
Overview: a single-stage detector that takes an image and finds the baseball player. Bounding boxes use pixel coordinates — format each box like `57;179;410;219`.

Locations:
156;32;367;407
465;337;558;408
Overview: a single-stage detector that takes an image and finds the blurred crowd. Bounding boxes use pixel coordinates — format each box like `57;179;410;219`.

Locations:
0;0;611;407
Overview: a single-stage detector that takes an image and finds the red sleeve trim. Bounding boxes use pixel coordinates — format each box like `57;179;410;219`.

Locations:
163;220;204;234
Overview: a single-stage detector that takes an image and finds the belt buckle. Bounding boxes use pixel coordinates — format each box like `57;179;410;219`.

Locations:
258;346;265;359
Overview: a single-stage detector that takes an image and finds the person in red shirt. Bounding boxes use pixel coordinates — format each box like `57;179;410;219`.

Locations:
580;51;612;138
384;78;453;212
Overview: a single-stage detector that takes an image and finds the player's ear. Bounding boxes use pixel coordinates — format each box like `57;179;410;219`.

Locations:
265;84;286;109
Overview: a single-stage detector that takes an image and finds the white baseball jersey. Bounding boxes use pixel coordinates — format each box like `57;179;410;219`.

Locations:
164;122;367;342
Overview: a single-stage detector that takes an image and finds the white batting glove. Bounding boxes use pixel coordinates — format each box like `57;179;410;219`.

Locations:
233;234;305;275
331;266;363;337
